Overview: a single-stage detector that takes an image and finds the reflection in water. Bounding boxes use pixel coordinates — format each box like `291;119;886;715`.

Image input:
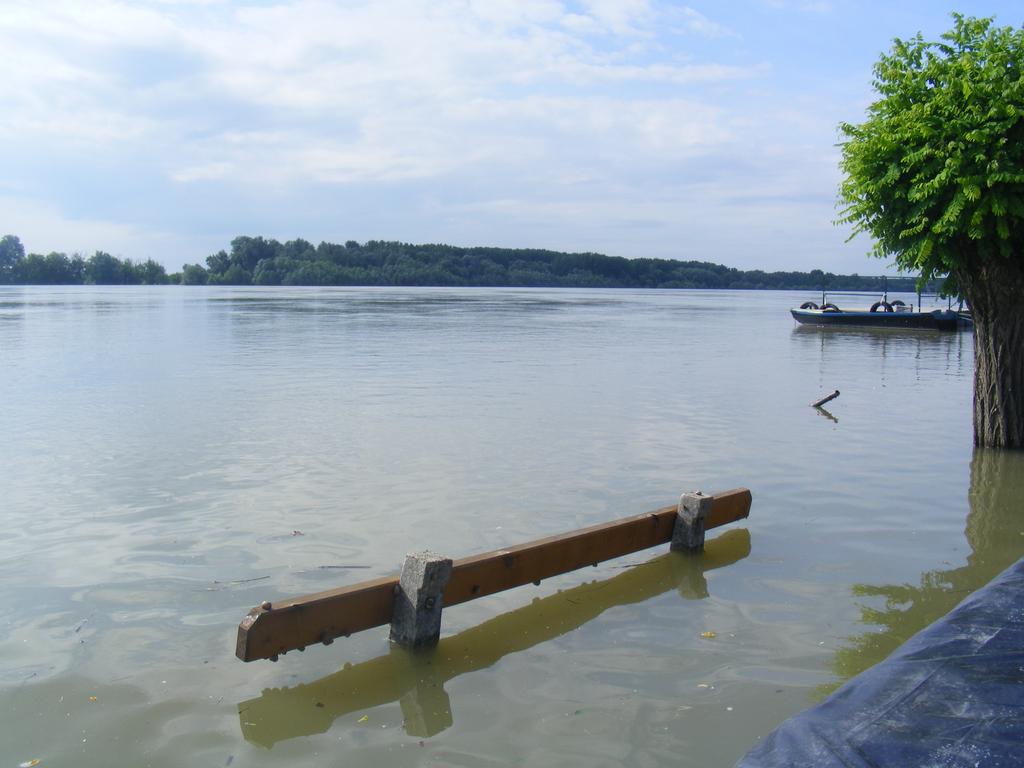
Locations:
813;406;838;424
826;449;1024;694
791;323;968;370
212;289;628;317
238;528;751;747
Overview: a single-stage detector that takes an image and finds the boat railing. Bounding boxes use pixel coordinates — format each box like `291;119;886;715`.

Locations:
816;290;915;312
805;274;961;313
814;289;959;314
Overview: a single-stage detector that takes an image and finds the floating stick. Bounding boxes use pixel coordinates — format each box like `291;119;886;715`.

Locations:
812;390;840;408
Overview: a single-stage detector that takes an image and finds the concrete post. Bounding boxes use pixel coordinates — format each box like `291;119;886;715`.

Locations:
390;551;453;649
671;491;713;552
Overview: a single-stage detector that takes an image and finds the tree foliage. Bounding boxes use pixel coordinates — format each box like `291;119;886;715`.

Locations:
838;14;1024;290
194;235;924;292
0;234;26;280
0;240;170;285
838;14;1024;448
0;232;939;293
181;263;209;285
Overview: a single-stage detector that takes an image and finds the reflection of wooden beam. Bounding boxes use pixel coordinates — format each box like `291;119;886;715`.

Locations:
236;488;751;662
238;527;751;748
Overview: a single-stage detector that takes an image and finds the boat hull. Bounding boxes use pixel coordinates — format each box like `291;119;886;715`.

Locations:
790;308;968;332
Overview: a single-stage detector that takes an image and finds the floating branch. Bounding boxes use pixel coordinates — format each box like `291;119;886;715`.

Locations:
812;390;840;409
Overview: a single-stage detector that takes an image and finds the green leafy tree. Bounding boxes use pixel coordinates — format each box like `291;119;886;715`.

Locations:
215;263;252;285
229;236;278;273
281;238;316;262
15;252;84;284
0;234;25;281
206;250;230;274
86;251;132;284
197;235;929;291
838;14;1024;447
181;263;209;285
13;253;47;283
252;259;281;285
134;259;169;285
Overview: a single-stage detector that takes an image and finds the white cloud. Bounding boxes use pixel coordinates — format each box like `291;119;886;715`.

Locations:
465;0;566;28
761;0;833;12
0;0;184;84
679;8;736;38
0;0;877;271
0;0;758;187
170;162;234;183
576;0;654;35
0;1;758;121
163;92;733;190
0;196;167;259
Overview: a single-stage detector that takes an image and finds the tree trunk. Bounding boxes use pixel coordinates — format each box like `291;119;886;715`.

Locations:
957;259;1024;448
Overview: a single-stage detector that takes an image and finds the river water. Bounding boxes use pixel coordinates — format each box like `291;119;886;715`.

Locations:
1;286;1021;767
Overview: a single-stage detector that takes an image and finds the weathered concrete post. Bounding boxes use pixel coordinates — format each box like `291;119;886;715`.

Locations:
390;551;453;649
671;491;713;552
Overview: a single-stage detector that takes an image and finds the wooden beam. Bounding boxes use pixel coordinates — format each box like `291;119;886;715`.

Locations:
236;488;751;661
238;528;752;746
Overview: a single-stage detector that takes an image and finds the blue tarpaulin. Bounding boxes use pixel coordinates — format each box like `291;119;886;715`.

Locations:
738;557;1024;768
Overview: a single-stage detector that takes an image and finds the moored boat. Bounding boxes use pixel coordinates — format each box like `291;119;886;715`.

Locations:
791;298;971;331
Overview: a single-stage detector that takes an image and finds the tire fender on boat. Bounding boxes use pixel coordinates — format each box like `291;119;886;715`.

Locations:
822;303;840;312
870;301;894;313
800;301;819;310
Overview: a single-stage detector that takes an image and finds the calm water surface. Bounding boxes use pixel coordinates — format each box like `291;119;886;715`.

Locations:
2;286;1021;767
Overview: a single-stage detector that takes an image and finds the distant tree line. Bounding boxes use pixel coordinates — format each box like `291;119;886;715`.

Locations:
0;235;171;285
2;232;936;292
182;235;931;291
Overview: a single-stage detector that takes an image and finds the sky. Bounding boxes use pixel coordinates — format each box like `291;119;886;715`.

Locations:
1;1;1020;274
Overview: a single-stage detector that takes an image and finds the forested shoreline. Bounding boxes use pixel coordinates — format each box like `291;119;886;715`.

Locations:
0;235;171;285
1;233;930;291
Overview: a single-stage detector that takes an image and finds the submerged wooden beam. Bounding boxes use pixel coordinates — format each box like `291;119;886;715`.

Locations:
239;528;753;746
236;488;751;661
